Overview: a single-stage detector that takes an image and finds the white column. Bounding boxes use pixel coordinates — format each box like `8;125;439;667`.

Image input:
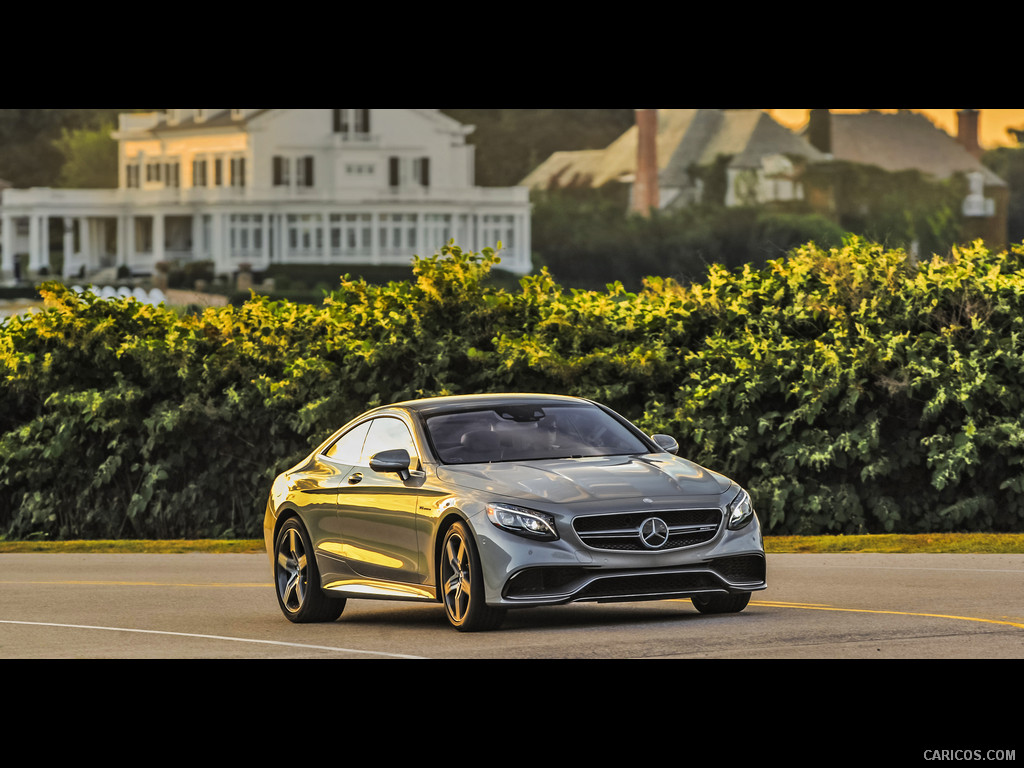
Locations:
211;213;224;273
191;214;202;261
521;211;531;274
81;218;92;272
279;213;288;263
1;214;12;280
261;212;270;265
321;210;329;263
153;212;165;266
123;215;135;267
417;210;426;258
63;217;74;278
41;216;50;272
89;218;102;272
371;211;380;264
28;215;41;271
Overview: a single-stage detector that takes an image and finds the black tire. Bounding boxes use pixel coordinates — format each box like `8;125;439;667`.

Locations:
274;517;346;623
691;592;751;615
440;521;506;632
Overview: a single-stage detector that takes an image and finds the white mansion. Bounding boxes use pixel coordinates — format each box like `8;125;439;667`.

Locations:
0;109;532;282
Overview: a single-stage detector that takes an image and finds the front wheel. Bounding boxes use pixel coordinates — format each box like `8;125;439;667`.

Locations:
275;517;346;623
691;592;751;614
440;522;506;632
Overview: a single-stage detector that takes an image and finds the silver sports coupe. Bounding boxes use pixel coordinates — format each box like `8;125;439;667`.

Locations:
264;394;766;631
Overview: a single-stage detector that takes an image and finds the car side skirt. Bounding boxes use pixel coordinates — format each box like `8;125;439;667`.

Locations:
322;578;437;602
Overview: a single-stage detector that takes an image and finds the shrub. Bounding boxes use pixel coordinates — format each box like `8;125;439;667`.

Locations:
2;239;1023;539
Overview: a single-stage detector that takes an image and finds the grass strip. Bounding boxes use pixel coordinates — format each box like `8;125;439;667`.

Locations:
0;533;1022;554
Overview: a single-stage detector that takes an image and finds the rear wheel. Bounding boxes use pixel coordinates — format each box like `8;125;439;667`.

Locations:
440;521;506;632
275;517;346;623
691;592;751;614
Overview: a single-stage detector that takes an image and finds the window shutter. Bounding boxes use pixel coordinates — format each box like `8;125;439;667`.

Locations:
420;157;430;187
359;109;370;133
273;156;282;186
389;157;400;187
333;109;342;133
304;156;314;187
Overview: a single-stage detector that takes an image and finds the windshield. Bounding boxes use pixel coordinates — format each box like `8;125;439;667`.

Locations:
424;404;651;464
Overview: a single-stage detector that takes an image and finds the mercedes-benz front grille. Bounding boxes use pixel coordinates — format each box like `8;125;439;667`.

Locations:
572;508;722;551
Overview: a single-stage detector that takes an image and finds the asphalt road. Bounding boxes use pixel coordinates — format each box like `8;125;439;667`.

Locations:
1;552;1022;659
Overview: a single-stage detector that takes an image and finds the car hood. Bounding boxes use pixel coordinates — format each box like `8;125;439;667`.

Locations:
434;454;733;506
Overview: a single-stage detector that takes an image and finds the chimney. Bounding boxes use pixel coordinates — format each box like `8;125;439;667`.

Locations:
957;109;982;159
807;109;832;154
632;108;659;215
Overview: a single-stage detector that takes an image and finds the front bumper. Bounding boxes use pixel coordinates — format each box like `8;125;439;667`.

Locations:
473;506;766;608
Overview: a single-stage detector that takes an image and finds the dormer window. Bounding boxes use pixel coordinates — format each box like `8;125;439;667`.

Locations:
333;109;371;136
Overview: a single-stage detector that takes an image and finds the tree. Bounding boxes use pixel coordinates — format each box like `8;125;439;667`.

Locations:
54;123;119;188
983;144;1024;244
440;109;635;186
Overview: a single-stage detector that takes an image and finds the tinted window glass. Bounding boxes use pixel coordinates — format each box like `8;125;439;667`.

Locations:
425;404;649;464
361;417;418;467
322;420;371;465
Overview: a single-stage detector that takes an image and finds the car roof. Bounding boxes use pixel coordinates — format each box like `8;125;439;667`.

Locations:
383;393;592;417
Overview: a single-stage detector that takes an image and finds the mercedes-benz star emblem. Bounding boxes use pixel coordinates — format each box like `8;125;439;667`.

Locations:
639;516;670;549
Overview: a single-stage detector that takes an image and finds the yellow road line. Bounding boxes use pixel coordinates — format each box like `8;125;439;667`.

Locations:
0;580;267;588
748;600;1024;630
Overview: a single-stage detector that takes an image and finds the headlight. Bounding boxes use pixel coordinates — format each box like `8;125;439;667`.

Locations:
486;503;558;540
726;488;755;530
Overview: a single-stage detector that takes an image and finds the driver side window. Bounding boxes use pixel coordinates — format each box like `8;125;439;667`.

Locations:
322;420;371;465
360;417;419;469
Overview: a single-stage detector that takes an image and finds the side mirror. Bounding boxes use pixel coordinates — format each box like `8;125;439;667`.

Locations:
651;434;679;455
369;449;412;481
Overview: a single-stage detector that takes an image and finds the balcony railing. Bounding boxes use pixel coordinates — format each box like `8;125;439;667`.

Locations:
2;183;530;210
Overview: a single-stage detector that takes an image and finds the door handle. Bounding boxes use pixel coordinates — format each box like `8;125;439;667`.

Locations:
348;473;363;485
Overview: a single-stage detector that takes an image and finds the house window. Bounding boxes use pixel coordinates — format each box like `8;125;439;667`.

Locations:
481;214;515;250
388;157;431;188
231;157;246;187
273;156;290;187
286;214;322;253
296;156;314;187
193;159;208;188
379;213;417;254
414;157;430;187
333;109;371;137
214;158;223;187
165;162;180;188
146;162;162;183
125;164;140;188
229;213;262;256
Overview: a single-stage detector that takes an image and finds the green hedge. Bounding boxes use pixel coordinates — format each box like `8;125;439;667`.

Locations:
2;240;1023;539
